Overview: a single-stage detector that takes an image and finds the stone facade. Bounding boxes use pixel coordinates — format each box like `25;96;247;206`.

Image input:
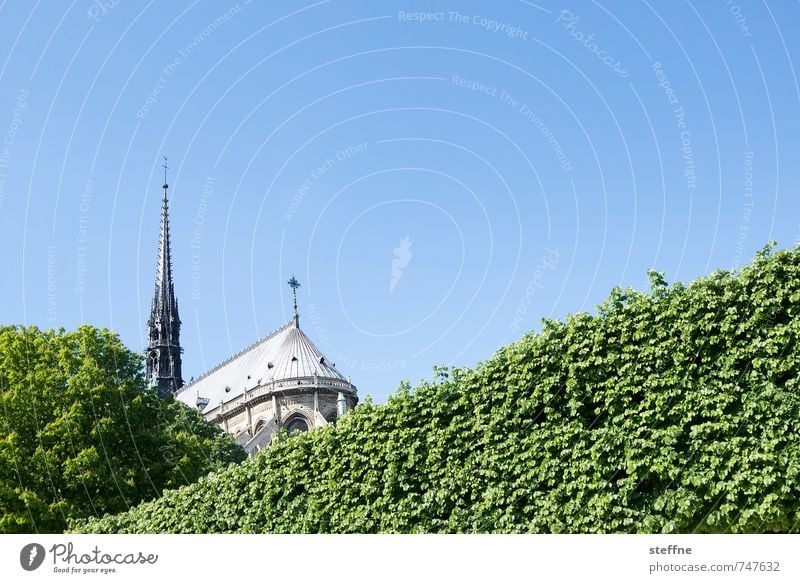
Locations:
209;380;357;454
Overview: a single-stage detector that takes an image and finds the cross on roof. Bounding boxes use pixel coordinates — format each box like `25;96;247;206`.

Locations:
288;275;301;327
162;156;169;192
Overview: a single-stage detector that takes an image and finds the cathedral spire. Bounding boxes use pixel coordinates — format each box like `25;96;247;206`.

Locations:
146;157;183;398
156;157;175;309
288;275;301;328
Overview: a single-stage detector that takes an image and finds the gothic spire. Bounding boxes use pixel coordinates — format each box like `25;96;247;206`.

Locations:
146;157;183;398
154;157;176;318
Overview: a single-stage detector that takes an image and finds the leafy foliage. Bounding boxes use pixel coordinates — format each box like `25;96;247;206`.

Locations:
0;325;245;533
73;244;800;533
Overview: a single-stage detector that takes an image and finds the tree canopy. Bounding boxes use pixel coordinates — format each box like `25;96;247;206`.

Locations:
0;325;245;533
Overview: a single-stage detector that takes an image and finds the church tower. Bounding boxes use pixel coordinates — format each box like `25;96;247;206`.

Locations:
145;157;183;398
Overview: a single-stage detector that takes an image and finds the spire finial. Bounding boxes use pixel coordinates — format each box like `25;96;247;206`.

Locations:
288;275;301;327
162;156;169;197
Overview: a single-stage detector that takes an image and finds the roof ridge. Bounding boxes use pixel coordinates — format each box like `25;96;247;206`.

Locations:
176;319;294;395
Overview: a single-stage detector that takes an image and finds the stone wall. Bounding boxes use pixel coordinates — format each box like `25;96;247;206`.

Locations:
205;384;358;454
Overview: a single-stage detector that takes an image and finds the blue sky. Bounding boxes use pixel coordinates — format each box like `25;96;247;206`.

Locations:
1;1;798;402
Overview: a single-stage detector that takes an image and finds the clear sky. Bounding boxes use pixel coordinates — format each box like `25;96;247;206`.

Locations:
1;1;798;403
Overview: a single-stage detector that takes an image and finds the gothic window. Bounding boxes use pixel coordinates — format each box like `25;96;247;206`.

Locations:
285;417;308;433
147;352;157;374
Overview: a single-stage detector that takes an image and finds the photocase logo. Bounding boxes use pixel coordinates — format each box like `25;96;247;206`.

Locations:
20;543;46;571
390;236;413;293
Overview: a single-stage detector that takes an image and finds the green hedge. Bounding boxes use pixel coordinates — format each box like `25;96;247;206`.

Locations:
72;243;800;533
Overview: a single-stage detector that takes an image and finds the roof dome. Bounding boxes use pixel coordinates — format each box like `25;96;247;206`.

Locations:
175;319;355;411
268;324;343;381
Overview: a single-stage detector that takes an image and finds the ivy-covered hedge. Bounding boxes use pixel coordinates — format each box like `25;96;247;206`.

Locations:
72;244;800;533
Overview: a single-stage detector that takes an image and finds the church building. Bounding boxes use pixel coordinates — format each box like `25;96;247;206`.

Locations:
144;161;358;455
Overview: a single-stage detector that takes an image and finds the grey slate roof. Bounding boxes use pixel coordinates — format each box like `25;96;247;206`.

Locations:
175;319;351;411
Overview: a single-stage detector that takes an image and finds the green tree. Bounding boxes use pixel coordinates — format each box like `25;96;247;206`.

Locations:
0;325;244;533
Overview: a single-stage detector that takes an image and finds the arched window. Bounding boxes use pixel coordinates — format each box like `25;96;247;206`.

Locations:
285;417;308;433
